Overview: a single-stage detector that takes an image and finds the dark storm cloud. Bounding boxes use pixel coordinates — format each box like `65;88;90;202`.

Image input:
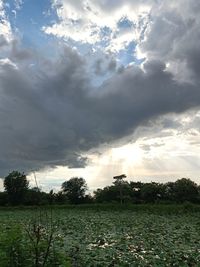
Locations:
1;0;200;176
94;59;103;75
140;0;200;83
0;48;200;176
93;60;199;141
10;40;33;61
0;35;8;47
107;59;117;72
94;56;117;76
0;46;90;175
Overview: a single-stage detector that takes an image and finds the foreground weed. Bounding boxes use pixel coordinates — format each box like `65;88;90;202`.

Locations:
24;209;71;267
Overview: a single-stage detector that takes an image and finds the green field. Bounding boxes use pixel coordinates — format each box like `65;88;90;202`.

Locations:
0;206;200;266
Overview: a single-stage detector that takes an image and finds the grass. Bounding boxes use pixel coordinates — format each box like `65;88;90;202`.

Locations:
1;202;200;215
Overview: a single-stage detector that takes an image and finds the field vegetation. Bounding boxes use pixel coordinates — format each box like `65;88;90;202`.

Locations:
0;205;200;266
0;171;200;266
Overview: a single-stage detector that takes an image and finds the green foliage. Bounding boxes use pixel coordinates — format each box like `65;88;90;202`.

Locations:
1;207;200;266
140;182;163;203
94;183;133;203
94;178;200;205
24;210;71;267
94;186;119;203
1;171;200;206
173;178;199;203
0;224;25;267
4;171;29;205
48;208;200;266
54;191;67;204
25;188;42;206
0;209;71;267
62;177;87;204
0;192;8;206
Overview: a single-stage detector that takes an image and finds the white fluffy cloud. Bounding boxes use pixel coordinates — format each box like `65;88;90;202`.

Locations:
44;0;200;80
44;0;152;53
0;0;12;43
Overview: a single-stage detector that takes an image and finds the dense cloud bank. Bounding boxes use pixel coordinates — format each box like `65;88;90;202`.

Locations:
0;0;200;175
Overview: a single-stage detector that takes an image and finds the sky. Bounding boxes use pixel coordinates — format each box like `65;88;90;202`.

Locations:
0;0;200;192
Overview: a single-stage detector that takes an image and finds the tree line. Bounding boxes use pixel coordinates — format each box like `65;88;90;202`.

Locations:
0;171;200;206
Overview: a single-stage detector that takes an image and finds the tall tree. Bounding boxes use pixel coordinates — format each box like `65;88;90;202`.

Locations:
173;178;199;203
94;186;119;203
113;174;127;204
61;177;87;204
140;182;163;203
4;171;29;205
